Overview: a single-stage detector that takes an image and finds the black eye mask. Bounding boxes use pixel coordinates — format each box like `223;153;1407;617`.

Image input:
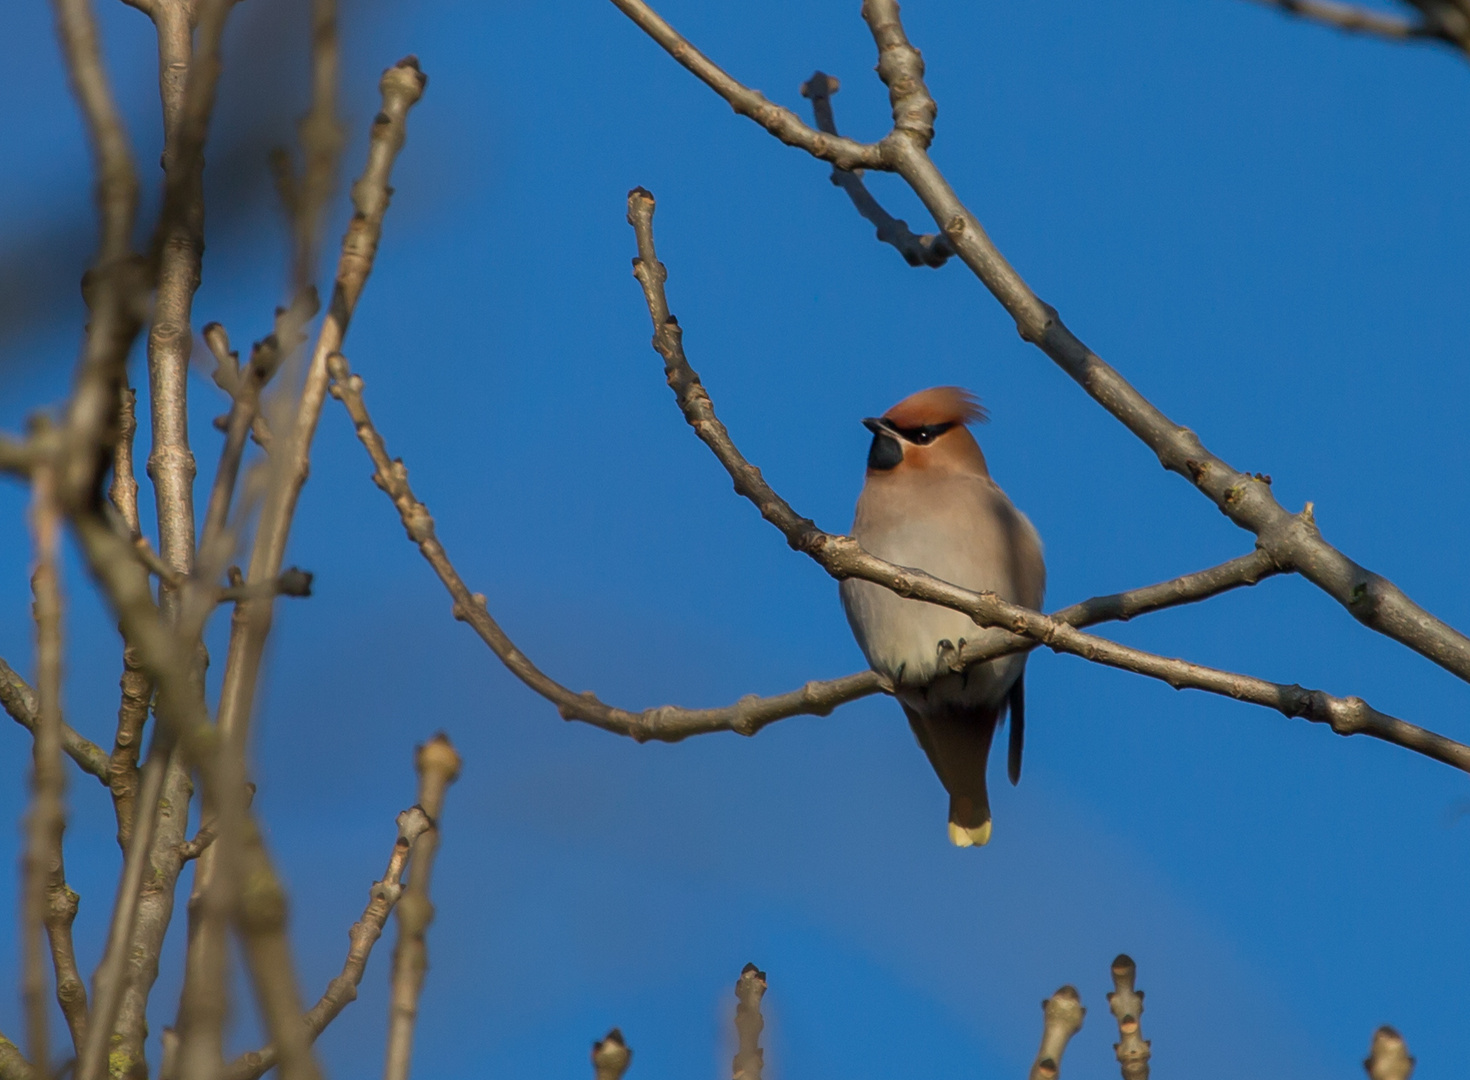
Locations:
892;422;956;446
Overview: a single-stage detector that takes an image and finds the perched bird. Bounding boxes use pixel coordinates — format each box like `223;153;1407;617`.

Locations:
840;387;1045;848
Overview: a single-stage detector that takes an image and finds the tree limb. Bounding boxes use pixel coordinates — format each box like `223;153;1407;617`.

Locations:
607;0;1470;690
1;658;112;784
1242;0;1444;41
625;187;1470;774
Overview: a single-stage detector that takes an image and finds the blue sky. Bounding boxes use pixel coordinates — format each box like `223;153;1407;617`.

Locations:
3;1;1470;1077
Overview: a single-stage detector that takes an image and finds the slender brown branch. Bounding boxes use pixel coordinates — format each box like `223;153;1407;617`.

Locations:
51;0;146;514
1;658;112;784
287;0;345;289
75;739;175;1080
608;0;881;170
798;72;951;267
1028;986;1085;1080
731;964;766;1080
223;806;432;1080
46;860;88;1058
383;736;461;1080
328;350;891;738
1243;0;1444;41
108;642;152;847
625;188;1470;774
109;383;141;537
609;0;1470;690
22;461;66;1075
591;1030;632;1080
1106;955;1150;1080
1364;1026;1415;1080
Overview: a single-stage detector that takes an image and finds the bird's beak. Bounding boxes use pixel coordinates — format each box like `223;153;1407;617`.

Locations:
862;417;892;436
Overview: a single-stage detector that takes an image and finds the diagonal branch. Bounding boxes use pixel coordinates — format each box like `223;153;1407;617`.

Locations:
1242;0;1447;42
2;658;112;784
625;187;1470;775
221;806;432;1080
608;0;1470;690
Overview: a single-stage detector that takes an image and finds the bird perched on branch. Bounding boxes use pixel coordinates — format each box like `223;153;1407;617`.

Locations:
840;387;1045;848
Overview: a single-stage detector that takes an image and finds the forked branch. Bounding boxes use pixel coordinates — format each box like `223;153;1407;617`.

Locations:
608;0;1470;690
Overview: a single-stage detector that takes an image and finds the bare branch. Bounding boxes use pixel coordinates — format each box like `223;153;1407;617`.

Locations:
592;1030;632;1080
798;72;952;268
1242;0;1443;42
1106;955;1150;1080
1028;986;1085;1080
383;735;462;1080
1365;1026;1415;1080
223;806;432;1080
731;964;766;1080
625;187;1470;774
327;350;892;737
234;822;325;1080
2;658;112;784
607;0;881;170
22;462;67;1074
608;0;1470;690
108;642;152;848
109;383;141;538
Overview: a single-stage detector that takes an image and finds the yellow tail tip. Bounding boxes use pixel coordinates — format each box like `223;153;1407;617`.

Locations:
948;819;992;848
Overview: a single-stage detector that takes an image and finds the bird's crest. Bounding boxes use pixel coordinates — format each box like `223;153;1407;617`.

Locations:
882;386;987;429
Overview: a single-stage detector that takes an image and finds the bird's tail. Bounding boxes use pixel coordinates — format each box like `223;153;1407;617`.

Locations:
903;703;1000;848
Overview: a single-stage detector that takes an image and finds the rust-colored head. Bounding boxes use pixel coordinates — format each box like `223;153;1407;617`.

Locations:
862;386;989;477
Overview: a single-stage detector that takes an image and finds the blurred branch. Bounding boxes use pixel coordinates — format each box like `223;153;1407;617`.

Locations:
1028;986;1085;1080
22;462;67;1074
0;1037;36;1080
732;964;766;1080
610;0;1470;691
1242;0;1448;42
109;384;141;538
224;806;431;1080
591;1030;632;1080
383;736;462;1080
1106;955;1150;1080
2;657;112;784
1365;1026;1415;1080
625;187;1470;773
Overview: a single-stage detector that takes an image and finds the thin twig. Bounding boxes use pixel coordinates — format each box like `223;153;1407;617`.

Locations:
625;188;1470;773
608;0;1470;689
1107;955;1150;1080
223;807;432;1080
1028;986;1085;1080
591;1030;632;1080
383;736;461;1080
22;460;67;1074
1242;0;1443;41
1;658;112;784
731;964;766;1080
798;72;951;267
1364;1026;1415;1080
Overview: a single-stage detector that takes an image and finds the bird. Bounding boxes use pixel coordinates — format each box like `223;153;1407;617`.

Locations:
839;387;1045;848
